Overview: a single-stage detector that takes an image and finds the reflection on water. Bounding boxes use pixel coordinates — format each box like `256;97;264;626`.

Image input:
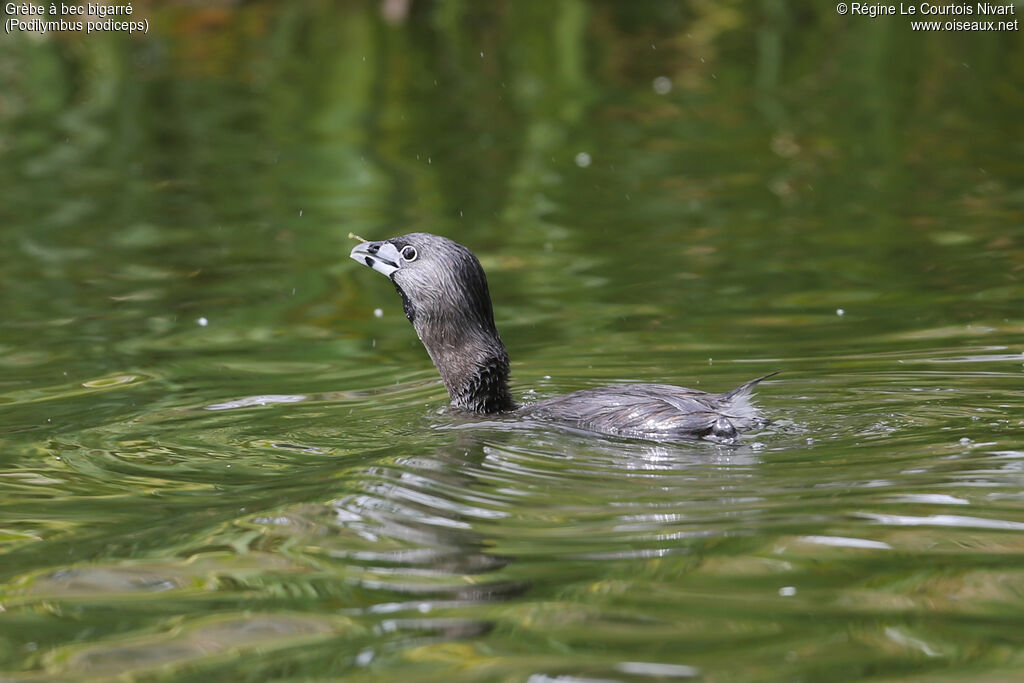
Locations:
7;398;1024;679
1;1;1023;680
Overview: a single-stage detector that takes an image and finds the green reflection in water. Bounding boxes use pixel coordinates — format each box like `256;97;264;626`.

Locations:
0;1;1022;681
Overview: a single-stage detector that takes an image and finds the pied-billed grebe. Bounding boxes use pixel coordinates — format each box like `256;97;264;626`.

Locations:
350;233;775;444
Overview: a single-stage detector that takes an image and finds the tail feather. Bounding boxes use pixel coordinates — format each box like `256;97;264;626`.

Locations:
723;371;780;402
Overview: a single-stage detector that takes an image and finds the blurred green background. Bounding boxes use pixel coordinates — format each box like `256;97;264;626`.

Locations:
1;1;1023;681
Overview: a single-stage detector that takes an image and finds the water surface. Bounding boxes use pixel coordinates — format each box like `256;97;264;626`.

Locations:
1;2;1023;681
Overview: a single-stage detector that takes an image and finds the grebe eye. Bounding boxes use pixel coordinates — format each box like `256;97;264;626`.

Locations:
400;246;418;262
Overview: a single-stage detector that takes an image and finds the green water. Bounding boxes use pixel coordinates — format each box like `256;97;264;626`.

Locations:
1;2;1023;681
